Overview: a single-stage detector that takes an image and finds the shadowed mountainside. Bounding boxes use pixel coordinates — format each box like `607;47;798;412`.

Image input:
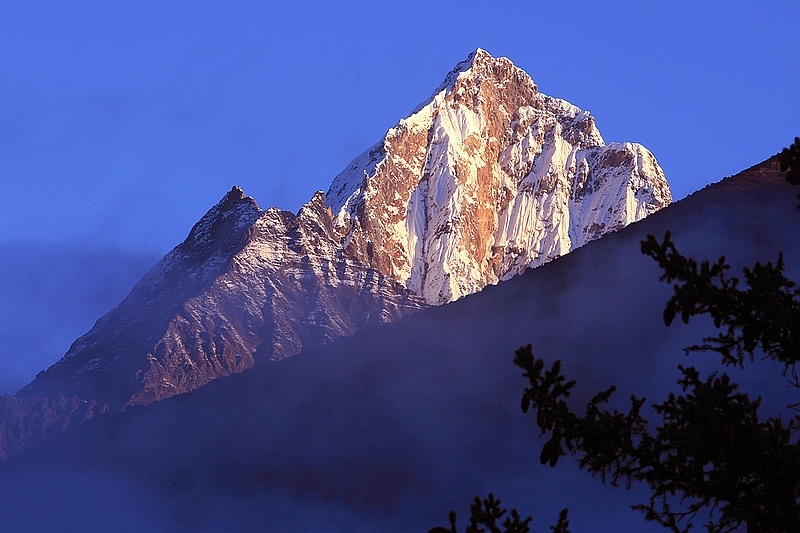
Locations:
2;158;795;532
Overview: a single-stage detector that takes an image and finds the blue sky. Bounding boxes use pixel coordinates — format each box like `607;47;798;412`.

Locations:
2;1;798;255
0;2;798;390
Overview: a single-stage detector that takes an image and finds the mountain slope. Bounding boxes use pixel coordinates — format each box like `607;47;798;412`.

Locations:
3;158;795;532
17;188;423;411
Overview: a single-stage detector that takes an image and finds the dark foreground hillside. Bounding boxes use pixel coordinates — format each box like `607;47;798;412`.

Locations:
1;158;797;533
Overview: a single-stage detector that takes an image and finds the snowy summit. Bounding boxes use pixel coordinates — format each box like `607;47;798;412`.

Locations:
327;48;671;304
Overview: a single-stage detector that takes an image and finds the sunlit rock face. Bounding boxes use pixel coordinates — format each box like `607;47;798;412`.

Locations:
327;48;671;305
18;188;424;410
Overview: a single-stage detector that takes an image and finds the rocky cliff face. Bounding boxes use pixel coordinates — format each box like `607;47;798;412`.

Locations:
327;48;671;304
18;188;424;410
6;48;670;450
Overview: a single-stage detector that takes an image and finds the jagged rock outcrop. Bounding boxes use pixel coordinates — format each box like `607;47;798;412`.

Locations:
19;188;424;410
327;48;671;304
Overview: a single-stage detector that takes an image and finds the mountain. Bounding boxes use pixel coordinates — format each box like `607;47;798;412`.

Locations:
17;188;423;411
2;49;669;456
327;48;671;304
2;158;795;532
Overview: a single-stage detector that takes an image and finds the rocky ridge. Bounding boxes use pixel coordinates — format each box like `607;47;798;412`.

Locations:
18;187;423;411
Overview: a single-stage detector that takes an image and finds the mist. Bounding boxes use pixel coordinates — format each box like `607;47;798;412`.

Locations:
0;242;159;394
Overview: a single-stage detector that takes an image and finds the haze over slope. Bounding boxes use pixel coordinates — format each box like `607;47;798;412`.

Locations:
2;159;794;532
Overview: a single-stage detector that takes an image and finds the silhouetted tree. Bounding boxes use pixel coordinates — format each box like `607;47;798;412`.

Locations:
778;136;800;205
428;493;568;533
779;137;800;185
515;230;800;533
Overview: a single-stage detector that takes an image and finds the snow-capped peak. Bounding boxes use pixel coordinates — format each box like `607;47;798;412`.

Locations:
327;49;671;305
